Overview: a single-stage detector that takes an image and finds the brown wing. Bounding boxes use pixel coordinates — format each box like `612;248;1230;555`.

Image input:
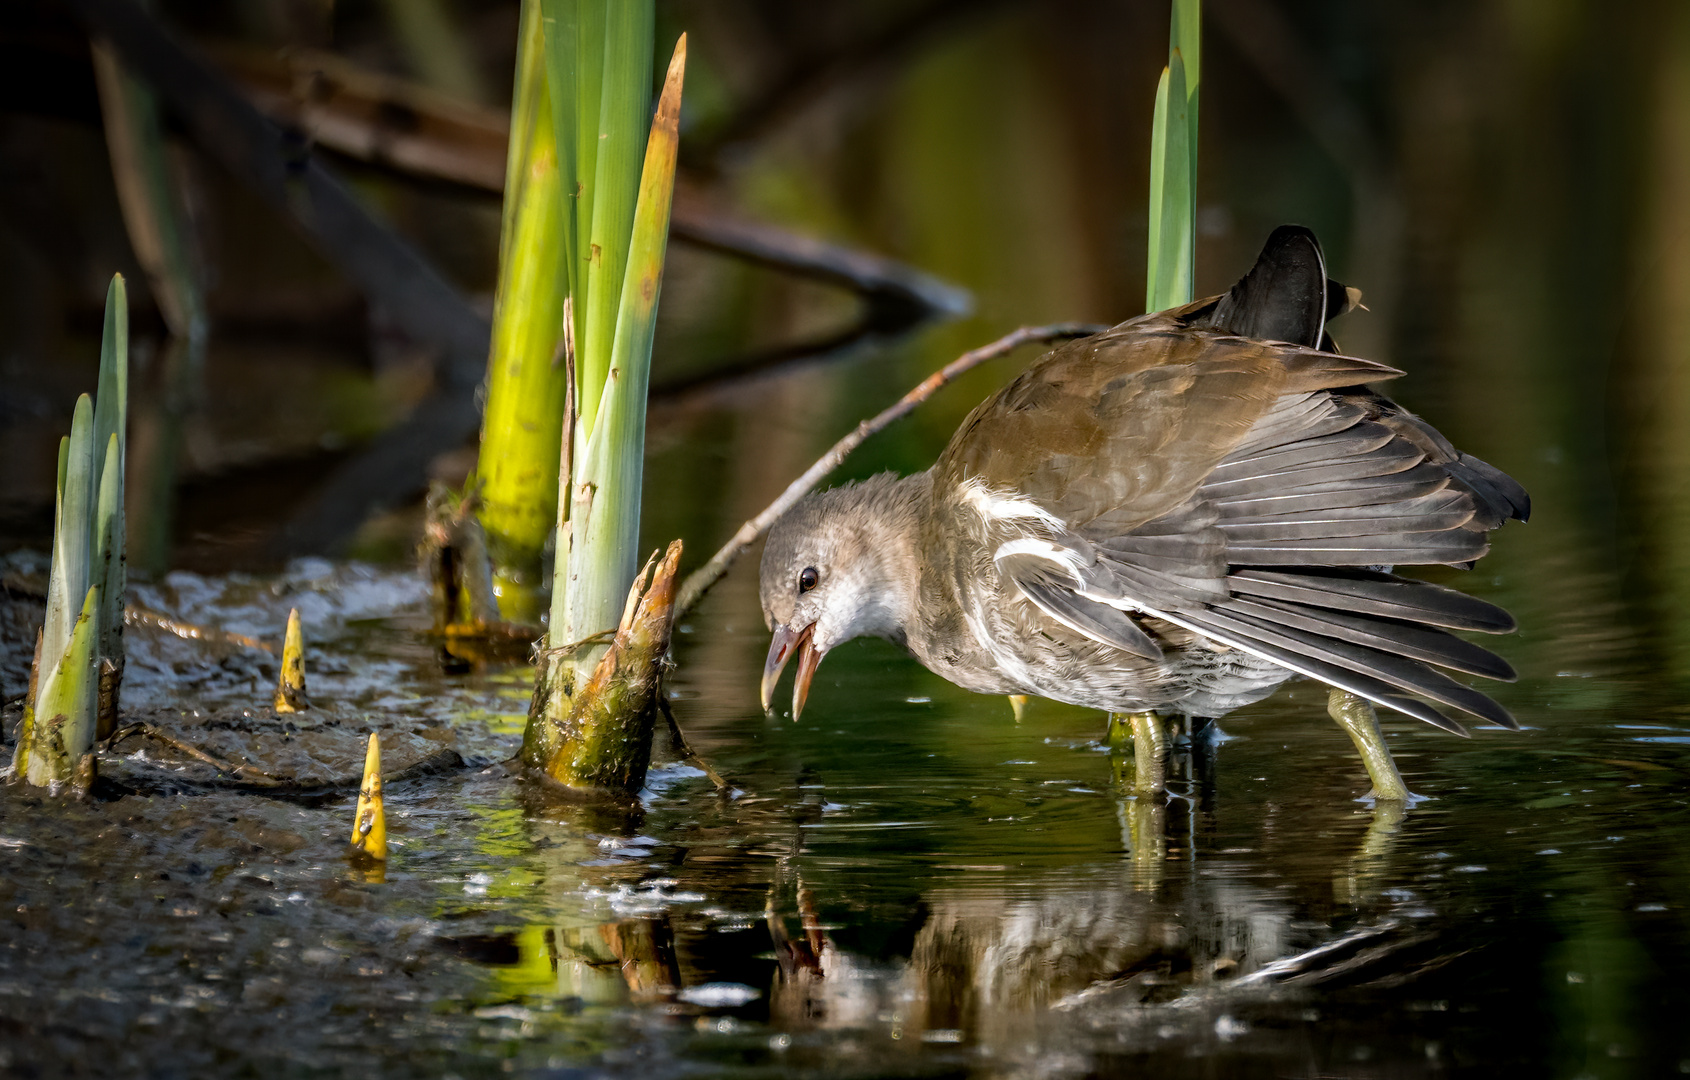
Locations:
934;307;1406;533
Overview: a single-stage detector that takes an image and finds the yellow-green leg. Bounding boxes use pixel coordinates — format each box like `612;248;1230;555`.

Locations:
1107;710;1167;795
1326;689;1411;801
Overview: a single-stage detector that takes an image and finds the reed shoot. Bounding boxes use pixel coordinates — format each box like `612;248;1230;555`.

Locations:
10;277;128;790
473;0;573;625
511;0;687;794
274;607;308;713
351;733;387;861
1146;0;1200;312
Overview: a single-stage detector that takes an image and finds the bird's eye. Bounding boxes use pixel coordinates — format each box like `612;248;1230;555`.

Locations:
798;567;819;594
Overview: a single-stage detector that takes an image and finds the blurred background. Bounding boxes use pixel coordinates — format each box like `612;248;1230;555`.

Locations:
0;0;1684;658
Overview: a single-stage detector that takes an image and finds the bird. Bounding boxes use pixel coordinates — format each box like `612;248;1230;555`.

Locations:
759;225;1529;798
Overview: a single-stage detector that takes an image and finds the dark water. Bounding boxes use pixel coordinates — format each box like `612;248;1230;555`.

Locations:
4;470;1688;1077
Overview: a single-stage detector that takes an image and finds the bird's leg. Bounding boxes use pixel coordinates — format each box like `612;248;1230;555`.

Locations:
1326;689;1412;801
1007;695;1028;722
1106;710;1167;795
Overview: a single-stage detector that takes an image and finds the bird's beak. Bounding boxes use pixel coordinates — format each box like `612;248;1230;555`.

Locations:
762;623;823;719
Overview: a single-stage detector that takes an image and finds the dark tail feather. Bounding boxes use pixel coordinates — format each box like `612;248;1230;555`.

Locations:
1208;225;1329;348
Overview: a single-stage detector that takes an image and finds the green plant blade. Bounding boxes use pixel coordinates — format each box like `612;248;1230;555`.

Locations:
576;0;654;443
16;584;100;789
93;270;129;467
1174;0;1200;268
93;277;128;664
1148;52;1192;312
1172;0;1200;133
94;433;122;656
1146;0;1200;312
539;0;580;297
475;0;573;624
537;542;680;791
1145;64;1171;312
570;0;606;361
95;432;123;739
562;34;685;673
40;396;97;692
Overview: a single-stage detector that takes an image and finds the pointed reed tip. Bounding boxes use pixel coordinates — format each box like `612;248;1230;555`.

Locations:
275;607;308;713
352;731;386;861
664;32;687;82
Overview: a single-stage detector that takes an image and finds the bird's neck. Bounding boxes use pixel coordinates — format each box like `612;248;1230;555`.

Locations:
842;471;933;646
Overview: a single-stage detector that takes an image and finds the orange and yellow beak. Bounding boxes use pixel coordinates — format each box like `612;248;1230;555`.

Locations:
762;623;824;719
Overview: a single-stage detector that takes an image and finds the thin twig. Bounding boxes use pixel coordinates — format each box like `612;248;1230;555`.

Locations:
534;628;616;663
106;721;288;784
658;695;732;794
674;322;1106;616
124;606;274;652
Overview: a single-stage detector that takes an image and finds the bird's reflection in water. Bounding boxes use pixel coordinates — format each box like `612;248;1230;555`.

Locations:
509;741;1421;1062
1338;796;1409;906
763;756;1419;1051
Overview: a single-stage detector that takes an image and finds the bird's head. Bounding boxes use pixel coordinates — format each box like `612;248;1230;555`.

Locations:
758;474;924;718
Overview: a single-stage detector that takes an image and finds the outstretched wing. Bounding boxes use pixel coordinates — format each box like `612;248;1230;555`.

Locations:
965;387;1520;733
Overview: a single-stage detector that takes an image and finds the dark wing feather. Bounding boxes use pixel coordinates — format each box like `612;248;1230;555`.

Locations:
1338;391;1532;529
1014;579;1164;661
1199;605;1518;730
1203;224;1530;531
1228;568;1516;633
1228;596;1516;681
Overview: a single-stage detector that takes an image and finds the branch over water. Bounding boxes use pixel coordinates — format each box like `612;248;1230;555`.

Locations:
674;322;1106;616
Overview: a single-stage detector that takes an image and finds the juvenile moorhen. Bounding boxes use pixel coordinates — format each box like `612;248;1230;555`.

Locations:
759;226;1528;798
